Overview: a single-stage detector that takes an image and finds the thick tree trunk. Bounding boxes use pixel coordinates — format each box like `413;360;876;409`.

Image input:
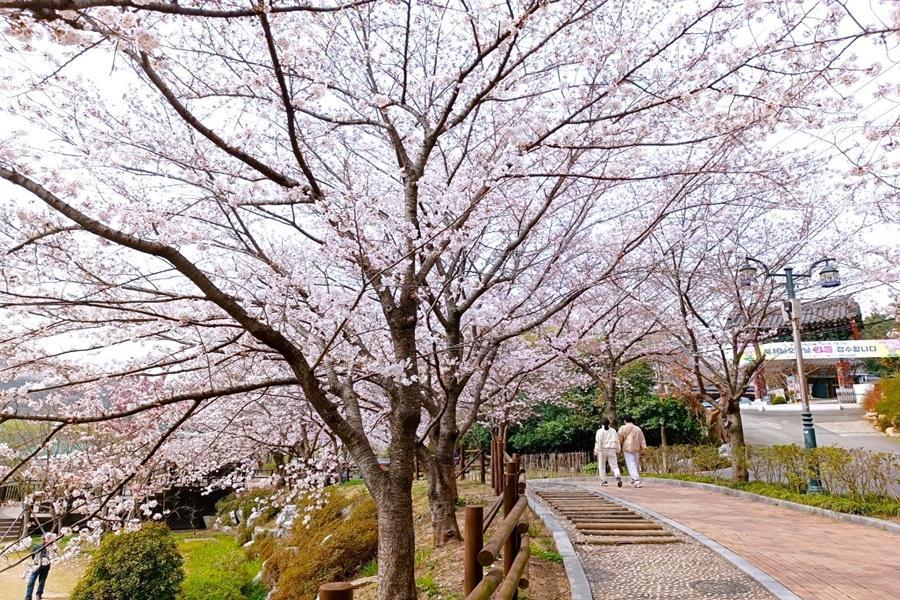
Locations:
726;399;749;482
605;376;619;428
426;453;461;545
660;424;668;472
354;414;419;600
423;382;463;546
375;480;417;600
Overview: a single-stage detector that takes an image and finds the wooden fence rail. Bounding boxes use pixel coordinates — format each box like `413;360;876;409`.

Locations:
463;455;529;600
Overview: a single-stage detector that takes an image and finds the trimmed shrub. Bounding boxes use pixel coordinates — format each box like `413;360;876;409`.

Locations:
260;490;378;600
770;395;787;406
71;524;184;600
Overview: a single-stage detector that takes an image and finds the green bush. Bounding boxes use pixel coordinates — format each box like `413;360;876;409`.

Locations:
179;535;262;600
872;377;900;430
509;387;603;454
260;489;378;600
770;395;787;405
640;443;898;499
640;445;728;477
71;524;184;600
582;462;598;475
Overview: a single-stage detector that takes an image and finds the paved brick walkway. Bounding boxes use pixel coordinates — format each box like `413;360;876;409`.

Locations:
579;480;900;600
532;482;776;599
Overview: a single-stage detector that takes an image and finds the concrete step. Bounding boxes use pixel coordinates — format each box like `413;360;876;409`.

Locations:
569;519;646;525
563;513;644;519
538;488;683;545
554;507;623;510
576;522;663;530
554;508;636;514
579;536;681;545
578;529;674;537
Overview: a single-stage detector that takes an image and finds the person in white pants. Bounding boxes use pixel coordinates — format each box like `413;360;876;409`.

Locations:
618;415;647;487
594;418;622;488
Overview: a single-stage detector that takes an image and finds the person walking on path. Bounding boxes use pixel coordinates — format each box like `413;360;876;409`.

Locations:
618;416;647;487
594;418;623;488
24;532;56;600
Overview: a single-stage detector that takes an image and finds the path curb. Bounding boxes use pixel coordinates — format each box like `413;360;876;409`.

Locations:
645;477;900;534
526;490;593;600
578;484;802;600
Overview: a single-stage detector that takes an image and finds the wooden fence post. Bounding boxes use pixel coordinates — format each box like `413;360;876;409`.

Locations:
479;449;486;484
503;460;519;600
464;505;484;594
319;582;354;600
492;438;500;495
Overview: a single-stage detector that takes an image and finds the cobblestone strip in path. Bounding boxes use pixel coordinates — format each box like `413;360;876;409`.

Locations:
531;482;777;600
578;480;900;600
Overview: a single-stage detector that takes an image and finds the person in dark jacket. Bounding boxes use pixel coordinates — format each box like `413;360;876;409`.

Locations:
24;532;56;600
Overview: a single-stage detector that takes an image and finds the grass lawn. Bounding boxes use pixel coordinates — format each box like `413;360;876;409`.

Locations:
0;531;256;600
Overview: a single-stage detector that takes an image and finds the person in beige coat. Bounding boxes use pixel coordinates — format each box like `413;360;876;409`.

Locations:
618;416;647;487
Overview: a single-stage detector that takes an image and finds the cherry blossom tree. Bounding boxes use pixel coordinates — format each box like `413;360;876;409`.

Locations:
647;170;860;479
0;1;896;597
558;280;677;427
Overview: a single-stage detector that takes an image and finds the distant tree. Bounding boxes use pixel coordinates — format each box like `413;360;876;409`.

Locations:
507;387;602;454
615;360;704;446
861;311;900;377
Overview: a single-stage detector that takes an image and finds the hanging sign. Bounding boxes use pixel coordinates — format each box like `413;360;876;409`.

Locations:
753;339;900;362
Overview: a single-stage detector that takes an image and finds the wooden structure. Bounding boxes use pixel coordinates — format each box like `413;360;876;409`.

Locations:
462;455;530;600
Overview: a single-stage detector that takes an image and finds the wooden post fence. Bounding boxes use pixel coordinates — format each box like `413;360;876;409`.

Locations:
462;455;530;600
479;449;486;484
464;505;484;594
319;582;354;600
457;449;488;482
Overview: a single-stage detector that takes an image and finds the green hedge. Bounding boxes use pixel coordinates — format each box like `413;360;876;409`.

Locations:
72;524;184;600
639;444;898;499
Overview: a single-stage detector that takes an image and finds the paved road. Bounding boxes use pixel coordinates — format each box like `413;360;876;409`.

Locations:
579;480;900;600
740;406;899;453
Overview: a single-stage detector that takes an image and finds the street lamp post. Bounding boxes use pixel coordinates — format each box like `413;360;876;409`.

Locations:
738;257;841;494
